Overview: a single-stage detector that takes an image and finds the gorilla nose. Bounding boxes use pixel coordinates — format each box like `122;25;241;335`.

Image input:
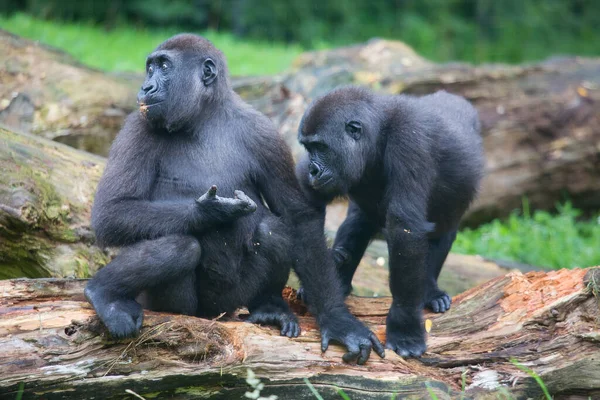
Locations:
309;162;321;177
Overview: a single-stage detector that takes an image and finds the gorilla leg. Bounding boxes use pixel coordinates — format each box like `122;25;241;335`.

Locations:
141;275;198;316
246;217;300;337
85;235;201;338
424;230;457;313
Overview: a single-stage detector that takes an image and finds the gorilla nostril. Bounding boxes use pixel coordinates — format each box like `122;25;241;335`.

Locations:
309;162;321;177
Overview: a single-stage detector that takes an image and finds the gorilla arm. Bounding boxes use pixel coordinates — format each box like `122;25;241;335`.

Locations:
92;115;255;248
254;132;385;365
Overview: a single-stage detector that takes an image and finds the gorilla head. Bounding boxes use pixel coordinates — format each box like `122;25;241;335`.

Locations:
298;87;383;198
137;34;230;133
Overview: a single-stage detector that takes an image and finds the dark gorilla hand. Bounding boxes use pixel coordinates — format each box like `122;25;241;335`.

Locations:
195;185;257;225
319;308;385;365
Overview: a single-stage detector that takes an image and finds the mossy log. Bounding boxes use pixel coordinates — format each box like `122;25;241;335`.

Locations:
0;127;108;279
1;268;599;399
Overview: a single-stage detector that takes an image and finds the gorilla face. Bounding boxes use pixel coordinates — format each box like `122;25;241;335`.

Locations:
298;87;381;197
137;49;218;132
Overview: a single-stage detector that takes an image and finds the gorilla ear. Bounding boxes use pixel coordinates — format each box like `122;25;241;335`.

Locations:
202;58;218;86
345;121;362;140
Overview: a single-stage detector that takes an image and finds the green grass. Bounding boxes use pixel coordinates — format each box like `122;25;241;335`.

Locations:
0;13;303;76
454;201;600;269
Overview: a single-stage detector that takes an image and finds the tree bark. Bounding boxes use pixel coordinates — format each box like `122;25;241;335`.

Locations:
0;127;108;279
1;268;599;399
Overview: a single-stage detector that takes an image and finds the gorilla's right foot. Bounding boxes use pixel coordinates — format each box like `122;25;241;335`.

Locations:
85;286;143;338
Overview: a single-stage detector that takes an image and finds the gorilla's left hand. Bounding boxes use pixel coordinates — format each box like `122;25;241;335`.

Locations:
319;308;385;365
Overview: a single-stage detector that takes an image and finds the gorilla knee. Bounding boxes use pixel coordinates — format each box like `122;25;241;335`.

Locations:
147;235;201;270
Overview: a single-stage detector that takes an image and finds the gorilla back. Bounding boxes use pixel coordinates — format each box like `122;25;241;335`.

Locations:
297;86;484;357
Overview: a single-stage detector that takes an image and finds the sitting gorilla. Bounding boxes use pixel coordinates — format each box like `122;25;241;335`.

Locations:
296;86;484;357
85;35;384;365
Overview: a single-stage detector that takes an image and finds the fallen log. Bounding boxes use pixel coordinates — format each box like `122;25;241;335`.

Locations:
1;268;599;399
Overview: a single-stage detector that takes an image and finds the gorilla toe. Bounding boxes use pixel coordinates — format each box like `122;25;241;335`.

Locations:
248;308;300;338
385;334;426;358
425;289;451;313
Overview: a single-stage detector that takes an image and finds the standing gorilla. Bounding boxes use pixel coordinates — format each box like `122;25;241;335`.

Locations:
86;35;384;364
297;86;484;357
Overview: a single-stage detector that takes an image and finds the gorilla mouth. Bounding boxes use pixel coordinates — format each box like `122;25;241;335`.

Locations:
139;101;164;116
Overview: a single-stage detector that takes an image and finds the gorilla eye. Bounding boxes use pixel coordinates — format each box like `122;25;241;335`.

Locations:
147;65;154;75
161;62;169;70
345;121;362;139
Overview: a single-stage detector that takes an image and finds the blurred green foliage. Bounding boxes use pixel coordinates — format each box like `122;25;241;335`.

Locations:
0;13;302;75
2;0;599;64
454;201;600;269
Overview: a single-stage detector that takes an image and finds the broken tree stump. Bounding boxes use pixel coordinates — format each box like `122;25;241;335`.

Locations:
1;268;599;399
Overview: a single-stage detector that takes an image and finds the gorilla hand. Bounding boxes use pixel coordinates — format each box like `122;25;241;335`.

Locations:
319;308;385;365
196;185;257;225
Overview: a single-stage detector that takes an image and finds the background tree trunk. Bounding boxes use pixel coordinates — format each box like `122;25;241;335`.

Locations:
1;268;599;399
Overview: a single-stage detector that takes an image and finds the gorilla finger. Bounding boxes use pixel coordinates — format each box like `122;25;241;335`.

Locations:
292;323;301;338
357;343;372;365
208;185;218;197
370;333;386;358
321;334;330;353
233;190;247;200
280;322;290;337
342;350;360;364
443;296;452;311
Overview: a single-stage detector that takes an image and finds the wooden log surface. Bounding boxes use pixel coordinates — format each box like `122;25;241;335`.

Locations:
1;268;599;399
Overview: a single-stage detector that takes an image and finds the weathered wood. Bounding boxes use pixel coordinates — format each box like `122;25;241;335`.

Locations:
0;127;108;279
1;268;599;399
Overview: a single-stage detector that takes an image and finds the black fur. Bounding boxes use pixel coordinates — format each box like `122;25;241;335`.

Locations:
297;86;484;357
86;35;384;363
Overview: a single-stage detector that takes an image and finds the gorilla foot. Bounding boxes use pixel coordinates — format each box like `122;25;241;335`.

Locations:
247;301;300;338
424;288;451;313
97;299;143;338
385;330;426;358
